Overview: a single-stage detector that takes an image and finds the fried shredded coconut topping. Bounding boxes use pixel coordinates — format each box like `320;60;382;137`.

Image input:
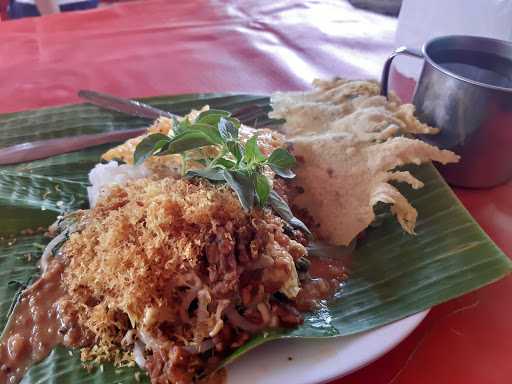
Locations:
61;178;307;383
270;78;460;245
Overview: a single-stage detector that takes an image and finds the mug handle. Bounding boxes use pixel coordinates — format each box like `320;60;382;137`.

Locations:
380;46;423;97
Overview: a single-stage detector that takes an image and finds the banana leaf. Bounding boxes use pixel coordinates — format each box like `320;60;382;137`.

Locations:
0;94;510;384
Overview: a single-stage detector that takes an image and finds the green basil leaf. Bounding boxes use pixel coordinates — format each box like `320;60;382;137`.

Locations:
269;190;311;235
255;174;271;206
197;109;232;121
196;113;226;128
172;116;186;136
228;116;241;129
227;141;243;162
187;123;223;144
243;135;266;165
289;218;312;235
159;131;218;155
269;164;296;179
213;158;236;169
185;167;225;181
267;148;296;169
218;117;239;141
133;133;170;165
268;190;292;221
222;170;255;211
152;139;171;155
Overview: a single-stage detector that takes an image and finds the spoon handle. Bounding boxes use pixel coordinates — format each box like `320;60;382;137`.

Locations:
0;128;146;165
78;90;179;120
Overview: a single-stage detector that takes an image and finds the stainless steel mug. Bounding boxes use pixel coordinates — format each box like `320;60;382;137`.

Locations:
381;35;512;188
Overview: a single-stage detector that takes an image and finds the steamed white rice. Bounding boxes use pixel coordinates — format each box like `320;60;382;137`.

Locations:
87;161;151;207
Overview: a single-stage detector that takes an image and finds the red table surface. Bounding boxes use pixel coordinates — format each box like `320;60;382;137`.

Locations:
0;1;510;383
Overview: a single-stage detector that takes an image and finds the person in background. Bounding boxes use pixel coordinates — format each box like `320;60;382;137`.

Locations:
9;0;98;19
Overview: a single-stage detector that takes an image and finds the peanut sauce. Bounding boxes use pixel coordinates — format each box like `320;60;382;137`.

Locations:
295;254;349;311
0;261;86;384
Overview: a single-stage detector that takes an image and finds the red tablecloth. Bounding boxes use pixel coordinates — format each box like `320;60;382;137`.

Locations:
1;1;511;383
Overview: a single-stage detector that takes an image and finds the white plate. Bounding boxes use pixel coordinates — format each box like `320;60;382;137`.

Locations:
228;310;429;384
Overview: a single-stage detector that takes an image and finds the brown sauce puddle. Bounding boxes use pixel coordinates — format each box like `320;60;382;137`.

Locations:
0;261;86;384
295;252;350;312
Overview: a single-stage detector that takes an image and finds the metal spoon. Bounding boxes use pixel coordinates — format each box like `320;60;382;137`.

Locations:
0;91;268;165
0;91;178;165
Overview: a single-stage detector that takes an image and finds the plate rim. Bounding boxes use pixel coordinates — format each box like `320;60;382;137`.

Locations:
227;309;430;384
318;309;430;384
